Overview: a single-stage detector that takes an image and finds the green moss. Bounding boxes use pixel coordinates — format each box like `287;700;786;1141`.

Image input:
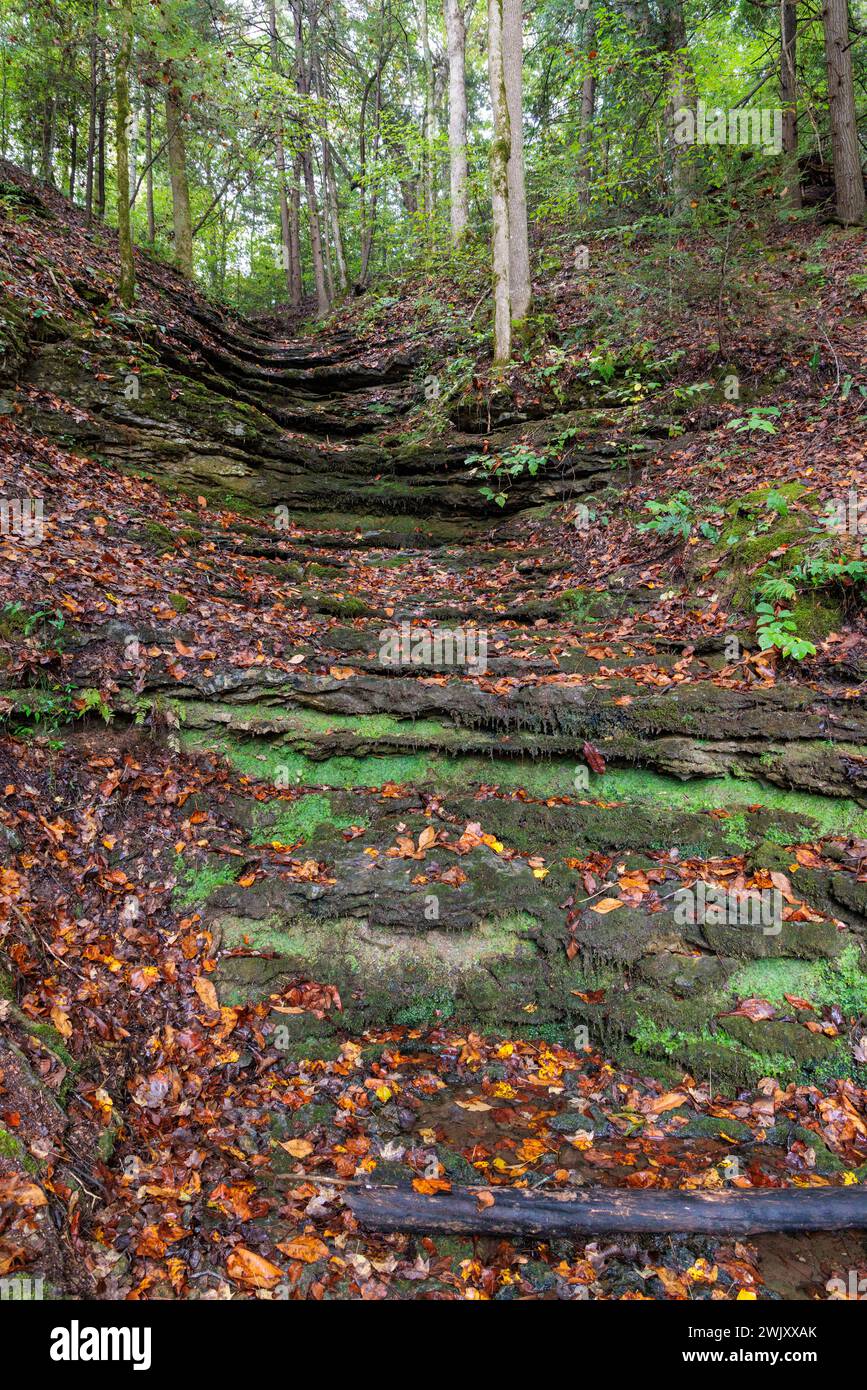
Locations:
173;854;238;907
739;483;810;507
790;593;842;643
216;909;538;1024
726;520;807;571
763;822;800;846
799;1051;867;1092
259;560;304;581
440;1149;481;1183
483;911;536;946
141;520;176;552
728;944;867;1019
721;812;750;848
182;730;434;790
0;1123;41;1173
727;958;824;1007
273;1100;334;1139
820;943;867;1017
558;588;595;620
713;498;813;607
395;987;456;1027
253;793;364;845
514;1021;573;1045
168;592;190;614
279;1037;344;1062
719;1013;836;1063
279;511;466;544
304;592;372;619
180;729;867;836
631;1012;798;1084
574;769;867;838
630;938;864;1085
0;1125;22;1158
180;733;867;855
257;708;452;741
26;1020;75;1071
97;1122;121;1162
760;1122;849;1175
678;1114;752;1141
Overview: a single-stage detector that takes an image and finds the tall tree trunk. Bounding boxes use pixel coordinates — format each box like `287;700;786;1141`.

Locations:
358;0;388;287
40;96;55;185
316;51;349;293
663;0;696;208
267;0;294;305
302;149;329;314
289;156;302;307
821;0;865;225
97;47;107;220
293;5;329;315
144;89;155;244
85;0;98;222
218;205;229;295
323;137;348;291
444;0;468;242
358;59;386;284
578;11;596;213
358;84;374;279
780;0;801;208
487;0;511;365
115;0;135;306
0;14;7;157
69;117;78;201
321;174;335;302
164;83;194;276
420;0;435;223
127;102;139;206
503;0;530;325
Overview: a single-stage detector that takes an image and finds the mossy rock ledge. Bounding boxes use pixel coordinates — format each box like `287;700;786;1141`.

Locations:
200;782;867;1088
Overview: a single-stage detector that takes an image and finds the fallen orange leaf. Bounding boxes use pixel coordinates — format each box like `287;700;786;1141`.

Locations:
226;1247;284;1289
278;1235;329;1264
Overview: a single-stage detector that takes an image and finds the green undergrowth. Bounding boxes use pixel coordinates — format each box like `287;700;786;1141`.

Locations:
701;482;866;654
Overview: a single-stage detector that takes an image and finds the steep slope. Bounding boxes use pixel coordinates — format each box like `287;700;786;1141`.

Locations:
1;163;867;1300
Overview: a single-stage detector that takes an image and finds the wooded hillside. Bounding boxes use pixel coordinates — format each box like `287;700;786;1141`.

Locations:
0;0;866;1327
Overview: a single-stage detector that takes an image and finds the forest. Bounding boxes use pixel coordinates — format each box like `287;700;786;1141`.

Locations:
0;0;866;1335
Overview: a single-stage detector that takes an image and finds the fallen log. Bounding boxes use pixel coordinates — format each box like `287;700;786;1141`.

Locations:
347;1184;867;1238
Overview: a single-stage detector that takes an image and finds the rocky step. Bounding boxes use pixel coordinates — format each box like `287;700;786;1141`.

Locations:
142;673;867;803
7;667;863;803
170;779;866;1089
21;334;652;520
